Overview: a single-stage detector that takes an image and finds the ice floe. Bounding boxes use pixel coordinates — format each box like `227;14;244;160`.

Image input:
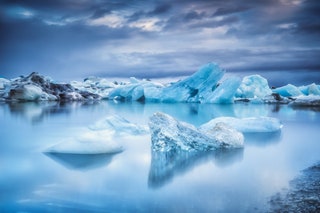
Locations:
200;116;283;133
45;115;148;154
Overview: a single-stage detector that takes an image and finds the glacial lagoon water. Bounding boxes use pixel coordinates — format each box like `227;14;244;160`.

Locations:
0;101;319;212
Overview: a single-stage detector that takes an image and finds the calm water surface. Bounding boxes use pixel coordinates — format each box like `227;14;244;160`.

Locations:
0;101;319;212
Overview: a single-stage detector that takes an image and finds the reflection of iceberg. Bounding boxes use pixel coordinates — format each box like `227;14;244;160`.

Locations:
148;148;243;188
45;152;120;171
243;131;282;146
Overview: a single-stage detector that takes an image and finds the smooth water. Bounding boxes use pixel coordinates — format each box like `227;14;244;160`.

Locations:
0;101;319;212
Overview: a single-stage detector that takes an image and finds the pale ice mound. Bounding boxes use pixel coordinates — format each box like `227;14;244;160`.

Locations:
236;75;272;100
200;116;282;133
45;132;123;154
46;115;148;154
148;112;243;152
89;115;149;135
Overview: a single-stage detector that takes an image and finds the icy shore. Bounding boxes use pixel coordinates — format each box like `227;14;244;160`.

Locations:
1;63;319;105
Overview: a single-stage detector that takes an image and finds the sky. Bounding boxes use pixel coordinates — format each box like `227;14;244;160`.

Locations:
1;0;320;86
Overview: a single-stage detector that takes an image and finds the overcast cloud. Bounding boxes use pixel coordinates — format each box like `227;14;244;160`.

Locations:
1;0;320;85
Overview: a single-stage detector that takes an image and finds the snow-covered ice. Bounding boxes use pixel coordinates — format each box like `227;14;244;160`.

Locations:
46;114;148;154
148;112;244;152
200;116;283;133
290;95;320;107
236;75;272;99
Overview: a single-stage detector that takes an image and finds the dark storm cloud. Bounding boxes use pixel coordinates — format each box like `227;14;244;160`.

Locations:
0;0;320;84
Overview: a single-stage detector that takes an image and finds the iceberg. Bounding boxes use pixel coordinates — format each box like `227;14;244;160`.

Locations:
235;75;272;99
273;84;303;97
2;62;319;105
160;62;225;102
5;72;100;102
202;77;241;104
200;116;283;133
148;112;244;152
298;83;320;96
108;79;164;102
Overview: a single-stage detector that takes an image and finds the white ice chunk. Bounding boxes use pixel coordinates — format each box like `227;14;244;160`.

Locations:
236;75;272;99
273;84;303;97
200;116;282;133
10;84;43;101
290;95;320;107
89;115;149;135
202;77;241;103
149;112;243;152
0;78;10;90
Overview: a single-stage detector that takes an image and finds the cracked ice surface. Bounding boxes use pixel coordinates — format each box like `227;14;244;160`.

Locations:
148;112;244;152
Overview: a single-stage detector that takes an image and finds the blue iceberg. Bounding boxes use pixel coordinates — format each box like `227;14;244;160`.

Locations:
148;112;244;152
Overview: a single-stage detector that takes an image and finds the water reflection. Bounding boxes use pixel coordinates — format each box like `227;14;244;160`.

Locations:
44;152;120;171
148;148;243;189
244;131;282;147
5;101;102;124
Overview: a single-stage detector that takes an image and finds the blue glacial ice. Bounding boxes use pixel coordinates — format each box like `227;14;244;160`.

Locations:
298;83;320;96
148;112;244;152
200;116;283;133
235;75;272;100
273;84;303;97
202;77;241;104
159;63;225;102
1;62;320;105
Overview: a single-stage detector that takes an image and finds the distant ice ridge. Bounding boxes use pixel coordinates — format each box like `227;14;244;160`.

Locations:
46;115;148;154
1;62;319;105
0;72;100;102
149;112;244;152
200;116;282;133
